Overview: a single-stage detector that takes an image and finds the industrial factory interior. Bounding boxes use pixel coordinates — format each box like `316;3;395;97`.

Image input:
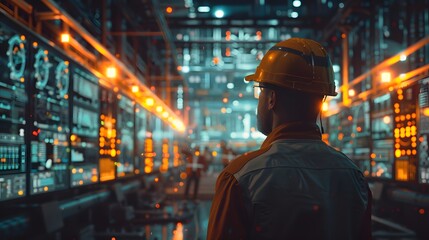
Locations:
0;0;429;239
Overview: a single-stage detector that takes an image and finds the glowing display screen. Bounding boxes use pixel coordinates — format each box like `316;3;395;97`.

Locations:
30;42;69;194
135;105;147;173
70;68;99;187
116;95;135;177
418;81;429;183
99;87;117;182
0;25;27;200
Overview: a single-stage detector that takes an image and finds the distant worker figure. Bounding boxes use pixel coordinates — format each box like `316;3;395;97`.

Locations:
184;146;206;200
220;141;235;168
207;38;372;239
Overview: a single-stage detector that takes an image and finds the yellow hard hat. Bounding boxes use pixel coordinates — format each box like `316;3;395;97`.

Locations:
245;38;337;96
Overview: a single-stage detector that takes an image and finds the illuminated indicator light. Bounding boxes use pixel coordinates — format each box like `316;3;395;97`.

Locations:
110;150;117;157
20;35;25;40
106;66;117;78
395;108;400;113
162;111;169;118
44;186;49;191
222;97;228;103
398;95;404;100
20;77;25;83
394;103;400;108
370;161;375;166
179;181;184;187
212;151;218;157
79;180;83;185
411;143;417;148
174;187;178;192
131;85;139;93
419;209;425;215
412;150;417;155
395;143;400;149
79;168;84;173
370;153;376;159
348;89;355;97
32;41;38;48
225;47;231;57
212;57;220;65
406;150;411;155
322;102;328;112
381;72;391;83
91;176;98;182
155;203;160;208
144;166;151;173
112;237;116;240
423;108;429;116
154;177;159;183
412;136;417;142
214;9;224;18
99;149;104;154
180;172;187;179
221;107;227;113
18;190;24;196
411;126;416;132
70;134;77;142
401;150;406;155
406;114;411;120
395;149;401;158
72;168;77;174
341;33;346;39
395;117;400;122
356;126;362;132
166;6;173;14
347;115;353;121
156;106;163;112
397;89;403;95
389;87;394;91
400;115;405;121
60;33;70;43
383;116;391;124
412;113;416;118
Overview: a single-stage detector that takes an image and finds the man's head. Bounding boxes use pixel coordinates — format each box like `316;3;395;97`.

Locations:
245;38;336;135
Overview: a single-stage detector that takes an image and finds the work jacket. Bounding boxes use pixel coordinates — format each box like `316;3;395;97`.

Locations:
207;122;372;240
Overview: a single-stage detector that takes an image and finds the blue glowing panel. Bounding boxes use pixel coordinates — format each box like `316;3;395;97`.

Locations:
0;25;27;200
116;95;135;177
70;67;99;187
30;42;70;194
418;81;429;183
135;105;147;173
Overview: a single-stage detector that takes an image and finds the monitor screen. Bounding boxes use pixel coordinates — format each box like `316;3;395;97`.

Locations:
116;95;135;177
70;67;99;187
30;42;70;194
0;24;27;201
99;87;117;182
135;105;147;174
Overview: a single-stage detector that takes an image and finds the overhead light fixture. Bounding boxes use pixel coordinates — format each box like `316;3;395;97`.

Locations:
182;66;190;73
131;85;139;93
214;10;224;18
106;66;117;78
61;33;70;43
197;6;210;12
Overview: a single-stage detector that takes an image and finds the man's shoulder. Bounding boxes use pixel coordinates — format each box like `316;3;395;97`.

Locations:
224;146;272;175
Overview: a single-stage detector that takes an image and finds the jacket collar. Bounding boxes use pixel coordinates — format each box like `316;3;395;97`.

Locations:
261;122;322;148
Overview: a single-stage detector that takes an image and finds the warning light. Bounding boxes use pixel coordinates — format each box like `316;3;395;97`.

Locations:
166;6;173;14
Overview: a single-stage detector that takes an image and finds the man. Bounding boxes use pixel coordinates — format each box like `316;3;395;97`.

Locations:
207;38;372;239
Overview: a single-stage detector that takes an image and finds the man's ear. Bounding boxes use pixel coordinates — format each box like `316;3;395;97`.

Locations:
268;90;276;110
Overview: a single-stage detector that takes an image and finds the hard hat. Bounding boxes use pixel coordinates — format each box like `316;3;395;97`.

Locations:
245;38;337;96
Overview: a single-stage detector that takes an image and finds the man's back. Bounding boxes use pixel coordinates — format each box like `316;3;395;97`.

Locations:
234;139;369;239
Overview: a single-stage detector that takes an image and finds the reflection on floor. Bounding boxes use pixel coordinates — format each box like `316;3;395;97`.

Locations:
143;201;211;240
